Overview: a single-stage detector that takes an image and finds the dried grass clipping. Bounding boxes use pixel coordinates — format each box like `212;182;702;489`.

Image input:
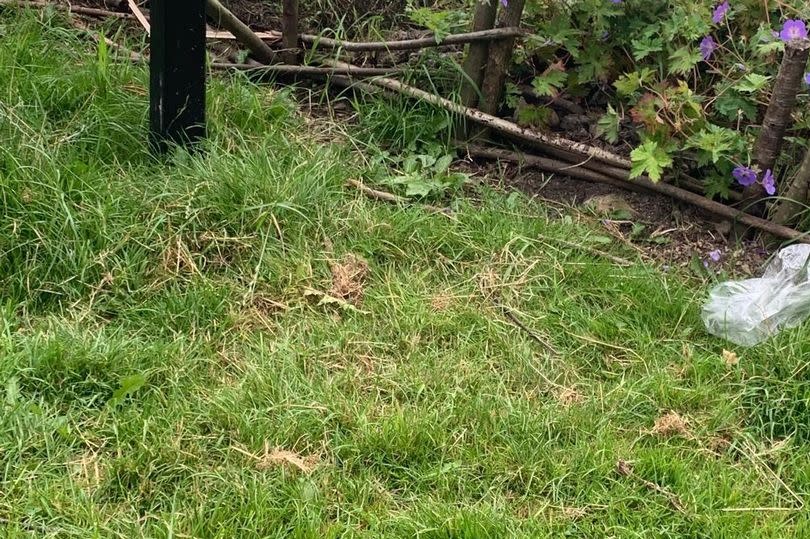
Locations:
329;253;369;305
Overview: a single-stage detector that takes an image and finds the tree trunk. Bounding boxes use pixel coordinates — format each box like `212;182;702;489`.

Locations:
477;0;526;116
460;0;499;109
744;39;810;208
281;0;300;64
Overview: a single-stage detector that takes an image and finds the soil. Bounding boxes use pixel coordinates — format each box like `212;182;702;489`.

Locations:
463;159;770;277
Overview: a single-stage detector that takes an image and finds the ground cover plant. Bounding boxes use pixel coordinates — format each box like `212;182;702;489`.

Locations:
0;5;810;538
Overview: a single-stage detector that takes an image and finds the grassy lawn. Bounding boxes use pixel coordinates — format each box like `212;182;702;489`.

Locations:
1;10;809;538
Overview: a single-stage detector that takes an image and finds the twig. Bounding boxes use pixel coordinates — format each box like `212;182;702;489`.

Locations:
466;145;810;244
126;0;149;33
301;27;526;53
499;302;558;356
346;179;451;215
616;460;688;514
537;234;635;267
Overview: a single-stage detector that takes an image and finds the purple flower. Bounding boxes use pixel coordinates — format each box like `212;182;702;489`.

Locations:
700;36;718;60
804;72;810;86
712;1;730;24
762;169;776;195
501;0;508;6
779;20;808;42
709;249;723;263
732;165;758;187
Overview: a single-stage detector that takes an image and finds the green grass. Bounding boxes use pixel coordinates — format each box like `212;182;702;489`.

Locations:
1;9;809;538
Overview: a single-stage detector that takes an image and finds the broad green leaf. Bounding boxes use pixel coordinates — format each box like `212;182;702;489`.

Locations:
733;73;771;94
531;69;568;97
630;140;673;182
596;104;621;144
668;46;701;76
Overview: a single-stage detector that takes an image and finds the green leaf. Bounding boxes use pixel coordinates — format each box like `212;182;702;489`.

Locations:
733;73;771;94
685;125;740;164
667;46;701;76
596;104;621;144
631;36;663;61
432;154;453;174
531;70;568;97
614;68;655;96
713;93;758;121
630;140;673;182
405;180;434;198
109;374;146;407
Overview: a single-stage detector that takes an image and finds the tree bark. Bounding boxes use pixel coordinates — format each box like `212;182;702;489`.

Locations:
204;0;276;64
477;0;526;116
745;39;810;206
460;0;499;109
281;0;300;64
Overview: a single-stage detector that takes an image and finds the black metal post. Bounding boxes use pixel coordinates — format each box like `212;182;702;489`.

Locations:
149;0;206;151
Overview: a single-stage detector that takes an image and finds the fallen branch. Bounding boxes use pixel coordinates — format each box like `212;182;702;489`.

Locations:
467;145;810;244
327;60;631;169
0;0;131;18
465;145;650;195
212;63;400;77
205;0;276;64
301;27;526;53
126;0;149;33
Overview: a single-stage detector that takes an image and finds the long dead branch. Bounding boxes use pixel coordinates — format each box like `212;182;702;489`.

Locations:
468;145;809;243
205;0;277;64
212;63;400;77
301;27;526;52
327;60;631;169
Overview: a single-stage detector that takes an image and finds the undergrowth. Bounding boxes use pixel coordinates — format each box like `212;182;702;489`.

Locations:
0;8;809;538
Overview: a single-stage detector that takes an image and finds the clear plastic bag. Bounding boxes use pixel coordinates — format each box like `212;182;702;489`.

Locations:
702;244;810;347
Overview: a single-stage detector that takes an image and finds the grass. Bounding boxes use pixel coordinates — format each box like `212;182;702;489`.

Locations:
1;8;810;538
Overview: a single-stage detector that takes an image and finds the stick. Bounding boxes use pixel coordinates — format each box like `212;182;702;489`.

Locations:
537;234;636;267
205;30;281;41
460;0;499;108
204;0;276;64
478;0;526;116
0;0;131;18
301;27;525;52
326;60;631;169
281;0;300;64
467;145;810;243
211;63;400;77
346;179;450;214
126;0;149;33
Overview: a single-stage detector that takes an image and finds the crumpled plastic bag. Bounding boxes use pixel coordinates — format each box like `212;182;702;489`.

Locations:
702;244;810;347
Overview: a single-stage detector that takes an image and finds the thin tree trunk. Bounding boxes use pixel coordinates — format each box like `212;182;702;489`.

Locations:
460;0;499;109
281;0;300;65
478;0;526;116
744;39;810;206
